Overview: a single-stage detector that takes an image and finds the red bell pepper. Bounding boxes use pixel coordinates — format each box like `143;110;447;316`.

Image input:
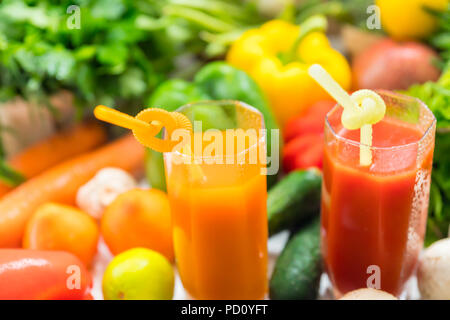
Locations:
284;100;335;143
282;100;334;173
0;249;92;300
283;134;324;172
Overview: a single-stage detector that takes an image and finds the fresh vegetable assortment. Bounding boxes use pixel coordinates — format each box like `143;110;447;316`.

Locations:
0;0;448;302
0;134;144;248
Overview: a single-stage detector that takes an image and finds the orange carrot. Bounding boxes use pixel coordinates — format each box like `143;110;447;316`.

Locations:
0;122;107;197
0;134;145;248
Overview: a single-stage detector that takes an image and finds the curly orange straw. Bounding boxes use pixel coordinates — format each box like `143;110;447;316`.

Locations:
94;105;192;153
94;105;204;180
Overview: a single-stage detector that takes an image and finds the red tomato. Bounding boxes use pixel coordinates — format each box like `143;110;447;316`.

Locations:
352;39;441;90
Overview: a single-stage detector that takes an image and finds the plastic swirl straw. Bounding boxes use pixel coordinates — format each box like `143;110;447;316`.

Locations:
308;64;386;166
94;105;204;180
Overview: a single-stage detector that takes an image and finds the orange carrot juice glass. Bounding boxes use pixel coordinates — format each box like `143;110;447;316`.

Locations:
164;101;268;300
322;91;436;297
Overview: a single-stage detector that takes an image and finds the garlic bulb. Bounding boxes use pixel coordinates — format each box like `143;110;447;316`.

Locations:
76;167;137;219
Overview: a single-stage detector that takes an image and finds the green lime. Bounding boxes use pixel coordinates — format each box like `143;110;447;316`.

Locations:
102;248;174;300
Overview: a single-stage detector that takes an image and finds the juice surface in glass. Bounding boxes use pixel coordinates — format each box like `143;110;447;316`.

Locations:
321;91;436;297
164;101;268;300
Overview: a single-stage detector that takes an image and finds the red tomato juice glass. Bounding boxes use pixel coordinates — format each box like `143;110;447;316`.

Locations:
321;90;436;298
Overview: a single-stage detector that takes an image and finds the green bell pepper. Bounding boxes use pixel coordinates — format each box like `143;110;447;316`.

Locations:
146;61;280;191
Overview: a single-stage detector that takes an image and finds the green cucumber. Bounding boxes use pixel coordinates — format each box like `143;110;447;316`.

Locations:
268;169;322;236
270;218;321;300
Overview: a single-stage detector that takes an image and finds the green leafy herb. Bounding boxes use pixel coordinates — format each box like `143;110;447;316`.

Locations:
406;64;450;245
429;4;450;65
0;0;264;112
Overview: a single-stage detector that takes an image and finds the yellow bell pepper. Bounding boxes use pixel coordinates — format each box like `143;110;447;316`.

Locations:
377;0;448;41
226;16;351;127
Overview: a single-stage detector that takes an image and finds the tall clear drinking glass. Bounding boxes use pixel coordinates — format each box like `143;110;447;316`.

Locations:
163;100;268;300
321;91;436;297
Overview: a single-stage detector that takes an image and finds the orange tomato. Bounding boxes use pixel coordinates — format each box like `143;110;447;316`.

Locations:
101;189;174;261
23;203;99;267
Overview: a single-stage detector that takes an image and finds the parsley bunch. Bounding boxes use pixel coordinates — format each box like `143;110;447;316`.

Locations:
0;0;263;112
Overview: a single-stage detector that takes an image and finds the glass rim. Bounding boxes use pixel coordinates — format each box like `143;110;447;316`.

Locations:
325;90;437;151
164;99;266;160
